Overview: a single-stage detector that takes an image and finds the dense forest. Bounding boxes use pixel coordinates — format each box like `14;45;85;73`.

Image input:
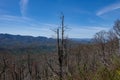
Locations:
1;16;120;80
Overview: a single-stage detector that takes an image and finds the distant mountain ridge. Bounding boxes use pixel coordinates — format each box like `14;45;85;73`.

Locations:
0;33;92;49
0;33;92;54
0;33;55;49
70;38;92;44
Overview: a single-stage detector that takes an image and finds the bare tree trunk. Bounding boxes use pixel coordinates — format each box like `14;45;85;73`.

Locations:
57;28;63;80
0;57;7;80
27;54;32;80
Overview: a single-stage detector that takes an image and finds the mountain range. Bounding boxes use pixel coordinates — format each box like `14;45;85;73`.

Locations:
0;33;91;54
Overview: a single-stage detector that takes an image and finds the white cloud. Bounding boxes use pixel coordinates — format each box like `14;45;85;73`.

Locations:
0;15;35;27
0;15;110;38
97;2;120;16
67;26;109;38
0;15;57;37
0;15;30;22
20;0;29;16
0;15;58;28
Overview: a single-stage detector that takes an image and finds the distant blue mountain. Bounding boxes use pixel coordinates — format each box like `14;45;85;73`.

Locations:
70;38;92;44
0;33;55;49
0;33;93;54
0;33;92;49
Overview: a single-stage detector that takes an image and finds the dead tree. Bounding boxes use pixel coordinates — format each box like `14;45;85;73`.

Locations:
113;19;120;55
47;14;68;80
107;30;118;55
0;57;7;80
11;63;18;80
57;28;63;80
94;30;108;66
27;54;33;80
58;14;68;80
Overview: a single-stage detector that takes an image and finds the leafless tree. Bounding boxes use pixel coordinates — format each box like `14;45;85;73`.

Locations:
107;30;118;55
27;54;33;80
47;13;68;80
94;30;108;66
113;19;120;55
0;57;7;80
113;19;120;36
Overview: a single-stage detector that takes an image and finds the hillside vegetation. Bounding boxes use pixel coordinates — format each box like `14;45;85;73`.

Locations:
0;19;120;80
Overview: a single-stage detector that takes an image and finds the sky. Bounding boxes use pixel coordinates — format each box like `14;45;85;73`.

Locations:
0;0;120;38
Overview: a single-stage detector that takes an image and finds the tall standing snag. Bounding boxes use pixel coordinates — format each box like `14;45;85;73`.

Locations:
57;14;67;80
48;14;68;80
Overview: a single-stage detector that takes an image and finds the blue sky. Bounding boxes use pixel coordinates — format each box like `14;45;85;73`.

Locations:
0;0;120;38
